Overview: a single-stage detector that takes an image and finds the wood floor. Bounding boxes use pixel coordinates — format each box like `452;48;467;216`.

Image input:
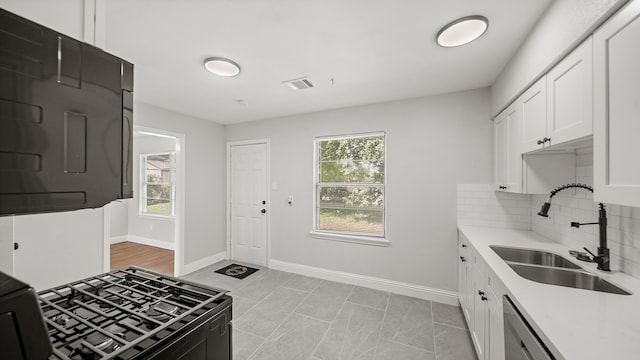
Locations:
110;242;174;276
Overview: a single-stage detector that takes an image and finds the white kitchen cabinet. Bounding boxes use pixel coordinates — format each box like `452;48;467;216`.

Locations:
458;232;505;360
520;77;548;153
458;233;472;325
547;37;593;147
471;262;488;359
519;38;593;154
494;103;522;192
593;0;640;207
495;101;575;195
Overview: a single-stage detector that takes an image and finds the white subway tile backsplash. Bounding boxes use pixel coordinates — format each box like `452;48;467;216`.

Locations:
458;184;531;230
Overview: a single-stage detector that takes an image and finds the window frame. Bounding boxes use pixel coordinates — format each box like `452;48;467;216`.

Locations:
310;132;389;246
139;152;176;218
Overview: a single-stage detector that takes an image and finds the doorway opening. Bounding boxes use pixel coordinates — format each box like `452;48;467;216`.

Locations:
106;126;186;276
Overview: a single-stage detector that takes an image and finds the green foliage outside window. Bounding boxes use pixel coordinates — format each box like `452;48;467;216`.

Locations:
317;134;385;235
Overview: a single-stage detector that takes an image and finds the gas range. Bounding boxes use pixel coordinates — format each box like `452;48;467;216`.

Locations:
38;266;232;360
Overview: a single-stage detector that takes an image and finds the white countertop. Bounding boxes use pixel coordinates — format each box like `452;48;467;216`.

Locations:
458;225;640;360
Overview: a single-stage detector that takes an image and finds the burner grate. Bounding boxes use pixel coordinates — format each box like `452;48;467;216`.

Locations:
39;266;227;360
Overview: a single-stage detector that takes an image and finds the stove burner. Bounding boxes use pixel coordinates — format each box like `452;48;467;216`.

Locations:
53;313;72;326
146;302;179;322
78;332;120;358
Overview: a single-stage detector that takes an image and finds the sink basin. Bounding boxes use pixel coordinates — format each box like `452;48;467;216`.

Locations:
490;246;581;269
509;263;631;295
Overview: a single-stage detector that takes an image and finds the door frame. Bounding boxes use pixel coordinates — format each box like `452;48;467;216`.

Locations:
226;139;271;267
103;126;186;276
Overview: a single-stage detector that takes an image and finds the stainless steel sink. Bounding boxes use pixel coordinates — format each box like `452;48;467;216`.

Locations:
508;263;631;295
490;246;581;269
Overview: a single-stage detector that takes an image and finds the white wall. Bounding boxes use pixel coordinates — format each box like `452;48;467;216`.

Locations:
109;201;129;239
134;102;227;265
225;88;493;292
490;0;628;115
126;134;176;247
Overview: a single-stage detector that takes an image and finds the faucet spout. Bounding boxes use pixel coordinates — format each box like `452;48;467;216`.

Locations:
537;183;610;271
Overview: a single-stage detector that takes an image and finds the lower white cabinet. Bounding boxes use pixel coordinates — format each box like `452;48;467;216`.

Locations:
458;231;506;360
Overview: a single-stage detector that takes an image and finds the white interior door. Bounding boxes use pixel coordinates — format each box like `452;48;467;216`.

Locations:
230;143;268;266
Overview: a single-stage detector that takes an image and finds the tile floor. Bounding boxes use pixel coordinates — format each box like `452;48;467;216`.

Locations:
181;260;476;360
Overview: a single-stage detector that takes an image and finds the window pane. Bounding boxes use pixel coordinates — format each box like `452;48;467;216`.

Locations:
146;199;170;215
146;184;171;201
319;159;384;183
145;154;172;183
319;208;383;235
319;186;383;209
319;135;384;162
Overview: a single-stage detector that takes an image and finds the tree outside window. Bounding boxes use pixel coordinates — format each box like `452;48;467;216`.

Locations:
315;133;385;236
141;153;175;216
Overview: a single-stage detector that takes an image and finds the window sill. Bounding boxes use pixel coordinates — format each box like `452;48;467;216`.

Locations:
137;213;175;221
309;231;390;247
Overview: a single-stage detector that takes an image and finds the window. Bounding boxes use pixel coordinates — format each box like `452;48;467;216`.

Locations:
313;132;386;243
140;153;175;216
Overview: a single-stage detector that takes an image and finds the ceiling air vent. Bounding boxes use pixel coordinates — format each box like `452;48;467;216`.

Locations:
282;77;315;91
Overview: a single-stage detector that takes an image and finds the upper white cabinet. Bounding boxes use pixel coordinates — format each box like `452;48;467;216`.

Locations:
546;37;593;146
594;0;640;207
495;96;574;194
519;38;593;154
521;77;548;153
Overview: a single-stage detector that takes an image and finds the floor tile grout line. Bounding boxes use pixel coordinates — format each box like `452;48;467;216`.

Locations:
387;338;438;355
344;298;388;312
309;283;355;359
431;301;438;360
372;292;391;358
433;320;468;331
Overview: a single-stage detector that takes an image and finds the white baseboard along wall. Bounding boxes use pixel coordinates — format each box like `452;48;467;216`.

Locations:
269;259;458;306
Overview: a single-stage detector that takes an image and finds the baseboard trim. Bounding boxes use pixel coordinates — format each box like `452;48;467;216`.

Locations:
110;235;127;244
126;235;175;250
269;260;458;305
182;251;228;275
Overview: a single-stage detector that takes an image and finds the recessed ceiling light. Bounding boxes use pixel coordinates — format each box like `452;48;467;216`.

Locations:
204;57;241;77
436;15;488;48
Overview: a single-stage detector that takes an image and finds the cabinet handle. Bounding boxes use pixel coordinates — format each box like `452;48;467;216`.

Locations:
481;296;488;301
478;290;485;296
460;256;466;262
499;185;507;190
543;137;551;143
462;244;467;248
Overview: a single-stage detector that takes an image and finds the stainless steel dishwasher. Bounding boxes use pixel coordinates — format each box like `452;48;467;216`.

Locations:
503;295;555;360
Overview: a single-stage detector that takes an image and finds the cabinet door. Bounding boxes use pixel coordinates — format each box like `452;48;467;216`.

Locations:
547;37;593;146
487;288;505;360
458;235;470;321
494;111;507;191
471;265;487;359
504;103;522;193
594;1;640;207
521;77;547;153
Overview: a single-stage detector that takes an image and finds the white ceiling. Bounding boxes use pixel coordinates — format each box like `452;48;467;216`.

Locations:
104;0;552;125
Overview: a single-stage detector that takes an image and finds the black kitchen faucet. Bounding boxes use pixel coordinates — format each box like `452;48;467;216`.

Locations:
537;183;610;271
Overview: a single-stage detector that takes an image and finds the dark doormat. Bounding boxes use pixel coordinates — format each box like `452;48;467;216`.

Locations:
215;264;259;279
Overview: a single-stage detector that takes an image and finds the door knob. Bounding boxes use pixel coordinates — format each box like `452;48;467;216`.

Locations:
261;209;266;214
